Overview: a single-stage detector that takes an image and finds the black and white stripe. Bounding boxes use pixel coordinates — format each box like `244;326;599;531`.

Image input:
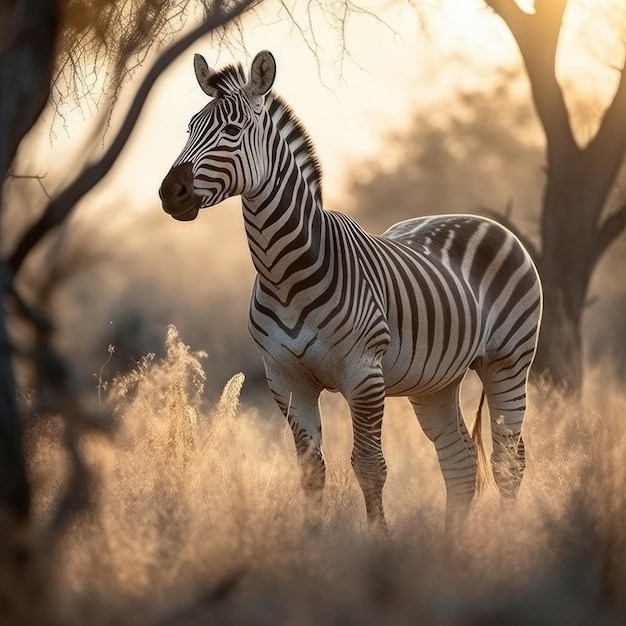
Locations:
160;51;543;533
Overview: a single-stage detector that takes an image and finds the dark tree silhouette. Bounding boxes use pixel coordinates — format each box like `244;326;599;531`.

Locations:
0;0;59;532
484;0;626;393
0;1;258;620
1;2;384;618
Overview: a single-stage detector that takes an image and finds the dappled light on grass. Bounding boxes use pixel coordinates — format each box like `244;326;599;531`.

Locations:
26;327;626;624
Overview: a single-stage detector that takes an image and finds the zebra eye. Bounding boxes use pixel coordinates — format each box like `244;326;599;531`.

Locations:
223;124;240;137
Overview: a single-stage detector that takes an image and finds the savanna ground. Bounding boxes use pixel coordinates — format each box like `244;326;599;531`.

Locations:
20;326;626;625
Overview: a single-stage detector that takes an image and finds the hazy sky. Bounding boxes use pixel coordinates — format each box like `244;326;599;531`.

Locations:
122;0;516;207
10;0;625;384
22;0;625;217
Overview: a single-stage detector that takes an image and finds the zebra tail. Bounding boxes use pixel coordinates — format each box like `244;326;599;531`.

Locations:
471;390;488;496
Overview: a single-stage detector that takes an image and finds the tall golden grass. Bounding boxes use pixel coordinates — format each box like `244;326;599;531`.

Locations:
25;326;626;624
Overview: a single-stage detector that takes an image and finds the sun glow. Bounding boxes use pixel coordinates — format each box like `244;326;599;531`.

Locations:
17;0;624;216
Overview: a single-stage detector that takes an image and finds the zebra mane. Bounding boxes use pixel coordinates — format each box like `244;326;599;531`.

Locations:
266;93;323;200
206;64;323;200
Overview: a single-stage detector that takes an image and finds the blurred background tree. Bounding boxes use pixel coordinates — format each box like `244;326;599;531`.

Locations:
349;0;626;395
482;0;626;393
347;70;543;234
2;0;626;618
0;0;259;620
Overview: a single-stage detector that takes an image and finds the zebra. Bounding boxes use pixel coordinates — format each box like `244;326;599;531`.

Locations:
159;51;543;534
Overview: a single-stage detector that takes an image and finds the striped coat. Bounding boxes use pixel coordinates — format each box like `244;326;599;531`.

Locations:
160;51;542;533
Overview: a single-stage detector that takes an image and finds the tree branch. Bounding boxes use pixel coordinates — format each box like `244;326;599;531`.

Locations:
0;0;59;183
8;0;259;276
485;0;577;158
484;0;527;35
596;204;626;261
586;55;626;192
486;0;566;58
6;171;52;199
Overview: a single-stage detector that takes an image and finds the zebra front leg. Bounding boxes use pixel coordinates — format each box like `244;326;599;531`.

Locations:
266;375;325;529
345;372;388;533
411;383;477;536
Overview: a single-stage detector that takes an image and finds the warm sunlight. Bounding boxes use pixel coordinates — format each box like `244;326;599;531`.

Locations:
24;0;622;213
3;1;626;623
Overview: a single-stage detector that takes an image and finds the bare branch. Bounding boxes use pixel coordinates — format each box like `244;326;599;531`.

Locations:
51;0;192;118
6;171;51;199
5;283;53;335
596;204;626;260
485;0;576;158
8;0;258;276
586;54;626;192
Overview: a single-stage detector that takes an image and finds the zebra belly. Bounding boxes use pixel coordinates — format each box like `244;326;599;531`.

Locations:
377;280;484;397
381;345;477;397
374;216;491;397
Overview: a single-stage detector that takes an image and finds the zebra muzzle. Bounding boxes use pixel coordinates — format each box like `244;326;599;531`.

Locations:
159;162;201;221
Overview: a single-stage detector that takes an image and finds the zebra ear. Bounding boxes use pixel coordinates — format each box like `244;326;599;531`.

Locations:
247;50;276;99
194;54;218;98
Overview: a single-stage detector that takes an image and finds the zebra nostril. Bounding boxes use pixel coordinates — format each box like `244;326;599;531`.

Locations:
159;162;197;213
159;162;201;220
175;182;190;200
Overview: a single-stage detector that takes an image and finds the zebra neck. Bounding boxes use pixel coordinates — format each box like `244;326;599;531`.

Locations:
241;148;325;290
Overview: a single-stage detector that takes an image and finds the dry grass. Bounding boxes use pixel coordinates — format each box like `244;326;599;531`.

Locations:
24;326;626;625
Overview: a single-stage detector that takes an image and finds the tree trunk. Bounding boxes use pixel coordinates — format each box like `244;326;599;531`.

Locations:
533;150;613;395
532;279;584;394
1;0;58;513
0;267;30;520
484;0;626;396
0;2;59;622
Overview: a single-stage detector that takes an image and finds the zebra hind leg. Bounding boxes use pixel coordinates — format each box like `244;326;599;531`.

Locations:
411;382;477;536
476;355;532;503
492;425;525;502
346;372;388;533
486;390;527;503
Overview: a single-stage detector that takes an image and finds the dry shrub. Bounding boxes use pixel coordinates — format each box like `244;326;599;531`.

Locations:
25;329;626;624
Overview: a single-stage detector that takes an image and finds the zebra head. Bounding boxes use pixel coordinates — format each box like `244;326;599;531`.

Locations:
159;51;276;221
